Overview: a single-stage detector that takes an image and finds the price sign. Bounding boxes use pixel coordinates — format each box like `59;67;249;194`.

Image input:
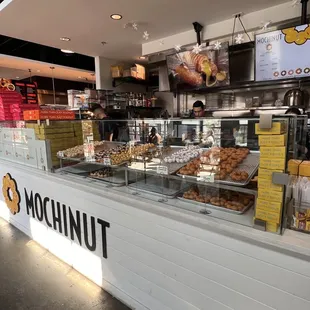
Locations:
157;165;168;175
103;157;111;166
202;175;215;183
57;151;64;158
198;172;215;183
84;141;95;162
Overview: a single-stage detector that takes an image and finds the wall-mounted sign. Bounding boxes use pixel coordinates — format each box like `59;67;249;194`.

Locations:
256;24;310;81
1;172;110;258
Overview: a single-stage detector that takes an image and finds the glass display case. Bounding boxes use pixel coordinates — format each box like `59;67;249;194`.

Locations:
0;116;306;234
48;116;306;234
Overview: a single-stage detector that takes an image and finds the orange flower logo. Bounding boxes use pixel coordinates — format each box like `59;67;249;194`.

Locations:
2;173;20;215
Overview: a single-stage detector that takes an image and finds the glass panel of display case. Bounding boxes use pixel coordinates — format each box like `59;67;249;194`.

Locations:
13;116;305;235
285;115;310;234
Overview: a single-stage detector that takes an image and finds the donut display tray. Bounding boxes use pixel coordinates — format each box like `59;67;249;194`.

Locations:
177;195;254;215
88;169;139;186
177;153;259;187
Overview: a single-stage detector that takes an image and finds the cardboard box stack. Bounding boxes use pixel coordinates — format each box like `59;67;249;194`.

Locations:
26;121;84;167
0;91;39;120
255;122;287;233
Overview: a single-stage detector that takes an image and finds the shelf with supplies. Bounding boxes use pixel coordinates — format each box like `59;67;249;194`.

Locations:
112;77;149;88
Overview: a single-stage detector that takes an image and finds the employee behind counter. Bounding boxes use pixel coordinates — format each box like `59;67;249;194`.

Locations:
92;105;130;143
188;100;239;147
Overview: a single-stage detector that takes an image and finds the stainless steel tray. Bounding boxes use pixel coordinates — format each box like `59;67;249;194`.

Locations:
94;160;129;168
88;170;139;186
57;162;104;174
177;153;259;187
177;196;253;215
88;175;125;186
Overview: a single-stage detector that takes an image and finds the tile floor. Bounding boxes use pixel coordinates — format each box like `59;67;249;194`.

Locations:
0;218;130;310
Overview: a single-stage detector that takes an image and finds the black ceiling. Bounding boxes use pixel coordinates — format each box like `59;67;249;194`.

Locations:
0;34;95;71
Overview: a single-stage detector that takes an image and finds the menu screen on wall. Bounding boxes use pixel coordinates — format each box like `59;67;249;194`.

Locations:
256;24;310;81
166;42;230;91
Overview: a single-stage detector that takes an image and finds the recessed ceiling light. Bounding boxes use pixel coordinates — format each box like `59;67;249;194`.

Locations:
139;56;147;60
15;76;19;79
61;49;74;54
78;76;83;79
110;14;122;20
60;37;71;41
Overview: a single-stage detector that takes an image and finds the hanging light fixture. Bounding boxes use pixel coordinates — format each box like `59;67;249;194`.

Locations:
28;69;32;82
50;67;56;106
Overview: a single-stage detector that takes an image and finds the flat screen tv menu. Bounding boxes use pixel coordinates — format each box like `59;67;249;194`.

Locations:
256;24;310;81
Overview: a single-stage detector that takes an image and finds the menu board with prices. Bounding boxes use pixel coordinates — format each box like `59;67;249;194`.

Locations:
13;81;38;104
256;24;310;81
14;82;27;103
26;83;38;104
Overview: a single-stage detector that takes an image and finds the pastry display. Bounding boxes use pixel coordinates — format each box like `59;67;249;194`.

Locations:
60;142;155;165
230;170;249;181
163;145;203;164
95;143;155;166
90;168;112;179
178;147;251;182
178;158;202;176
95;145;131;165
61;141;105;158
130;143;155;157
182;187;254;212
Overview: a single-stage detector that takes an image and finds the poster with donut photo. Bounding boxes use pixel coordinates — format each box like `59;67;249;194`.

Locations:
256;24;310;81
166;42;230;91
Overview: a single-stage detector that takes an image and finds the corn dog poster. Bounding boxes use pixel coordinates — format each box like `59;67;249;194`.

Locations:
256;24;310;81
166;42;230;91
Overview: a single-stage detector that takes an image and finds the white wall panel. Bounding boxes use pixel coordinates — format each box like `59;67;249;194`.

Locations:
108;221;310;310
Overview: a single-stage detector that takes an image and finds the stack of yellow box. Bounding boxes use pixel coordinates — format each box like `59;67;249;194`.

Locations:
26;121;82;167
72;122;84;145
81;121;101;141
255;122;287;233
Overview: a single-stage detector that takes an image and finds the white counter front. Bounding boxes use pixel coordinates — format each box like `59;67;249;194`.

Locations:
1;159;310;310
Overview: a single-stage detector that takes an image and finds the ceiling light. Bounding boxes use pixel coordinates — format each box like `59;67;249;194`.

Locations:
61;49;74;54
15;76;19;79
110;14;122;20
60;37;71;41
37;70;40;72
139;56;147;60
78;76;83;79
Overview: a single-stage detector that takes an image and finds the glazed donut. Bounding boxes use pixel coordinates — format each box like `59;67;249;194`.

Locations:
196;196;205;202
230;170;249;181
